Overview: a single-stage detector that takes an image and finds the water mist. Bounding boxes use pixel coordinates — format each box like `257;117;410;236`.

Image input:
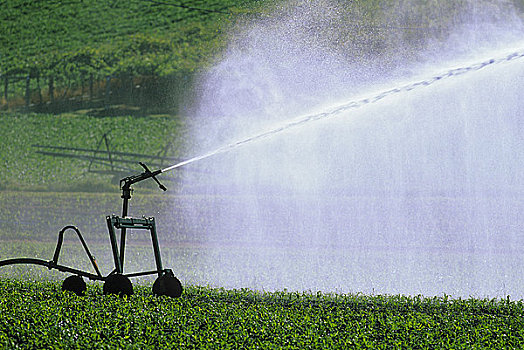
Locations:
173;0;524;298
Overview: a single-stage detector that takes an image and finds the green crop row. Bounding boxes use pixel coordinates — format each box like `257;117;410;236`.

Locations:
0;279;523;349
1;0;263;78
0;0;268;109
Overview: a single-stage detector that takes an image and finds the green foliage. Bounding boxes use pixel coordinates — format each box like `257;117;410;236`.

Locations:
0;279;524;349
0;0;261;80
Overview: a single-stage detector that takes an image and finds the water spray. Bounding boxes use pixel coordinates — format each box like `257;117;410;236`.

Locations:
163;48;524;172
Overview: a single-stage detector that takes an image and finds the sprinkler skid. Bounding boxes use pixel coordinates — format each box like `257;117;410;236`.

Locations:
0;162;182;298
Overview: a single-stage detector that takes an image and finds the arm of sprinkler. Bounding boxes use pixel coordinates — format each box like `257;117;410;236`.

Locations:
120;162;166;195
138;162;167;192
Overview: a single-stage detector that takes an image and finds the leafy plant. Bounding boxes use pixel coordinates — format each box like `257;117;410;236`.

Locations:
0;279;524;349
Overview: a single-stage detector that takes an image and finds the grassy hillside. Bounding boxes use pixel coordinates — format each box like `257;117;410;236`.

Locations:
1;0;261;78
0;0;265;110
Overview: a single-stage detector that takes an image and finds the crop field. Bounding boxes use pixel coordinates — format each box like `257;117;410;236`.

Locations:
2;0;493;110
0;0;273;111
1;0;264;79
1;279;524;349
2;189;524;348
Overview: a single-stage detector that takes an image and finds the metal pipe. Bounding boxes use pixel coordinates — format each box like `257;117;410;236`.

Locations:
52;225;102;278
0;258;104;281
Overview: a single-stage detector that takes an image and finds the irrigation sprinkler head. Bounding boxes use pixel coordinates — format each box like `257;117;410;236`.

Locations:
118;162;167;217
120;162;166;197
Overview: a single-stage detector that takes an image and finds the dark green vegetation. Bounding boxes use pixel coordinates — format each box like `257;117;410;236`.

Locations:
1;279;524;349
2;0;260;77
1;0;264;111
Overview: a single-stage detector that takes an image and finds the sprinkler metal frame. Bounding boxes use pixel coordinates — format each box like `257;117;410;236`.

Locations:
0;162;182;297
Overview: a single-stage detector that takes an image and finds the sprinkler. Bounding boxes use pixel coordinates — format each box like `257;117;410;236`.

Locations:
0;162;182;297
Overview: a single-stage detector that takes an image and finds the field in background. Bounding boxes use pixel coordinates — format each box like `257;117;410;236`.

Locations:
6;0;519;113
1;0;266;112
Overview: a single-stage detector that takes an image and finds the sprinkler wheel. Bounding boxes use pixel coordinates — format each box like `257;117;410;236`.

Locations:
103;274;133;297
153;272;183;298
62;275;86;296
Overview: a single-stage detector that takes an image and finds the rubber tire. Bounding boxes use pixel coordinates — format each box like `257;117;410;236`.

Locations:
103;274;133;297
152;274;183;298
62;275;86;296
